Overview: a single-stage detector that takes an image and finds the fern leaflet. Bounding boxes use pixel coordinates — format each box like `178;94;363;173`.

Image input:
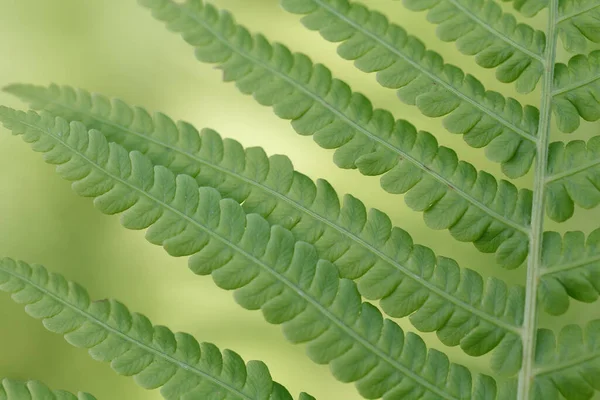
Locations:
0;378;96;400
0;257;307;400
0;108;498;400
540;229;600;315
552;51;600;133
4;83;528;367
501;0;547;17
400;0;546;93
138;0;534;270
557;1;600;53
282;0;540;178
533;321;600;399
504;0;600;52
545;136;600;222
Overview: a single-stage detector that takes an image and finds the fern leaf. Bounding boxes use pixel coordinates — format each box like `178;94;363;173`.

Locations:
401;0;546;93
0;108;498;400
539;229;600;316
500;0;548;17
545;137;600;222
5;84;526;367
533;321;600;400
552;51;600;133
503;0;600;52
137;0;533;269
0;378;96;400
0;257;306;400
557;1;600;53
281;0;540;177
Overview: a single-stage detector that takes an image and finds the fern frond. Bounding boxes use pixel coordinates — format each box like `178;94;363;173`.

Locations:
0;108;498;400
552;51;600;133
0;257;306;400
503;0;600;52
539;229;600;315
0;378;96;400
282;0;540;178
545;137;600;222
137;0;533;269
401;0;546;93
5;83;526;367
533;321;600;400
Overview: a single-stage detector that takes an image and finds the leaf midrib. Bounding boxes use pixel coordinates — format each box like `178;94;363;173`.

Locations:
0;263;252;400
534;347;599;376
37;95;522;335
20;117;458;400
552;71;600;96
546;156;600;183
177;3;530;236
558;2;600;23
312;0;539;144
541;253;600;276
446;0;545;62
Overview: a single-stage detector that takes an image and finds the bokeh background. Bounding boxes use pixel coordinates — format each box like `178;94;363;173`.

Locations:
0;0;599;399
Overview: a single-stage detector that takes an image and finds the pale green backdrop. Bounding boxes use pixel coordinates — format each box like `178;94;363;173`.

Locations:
0;1;598;399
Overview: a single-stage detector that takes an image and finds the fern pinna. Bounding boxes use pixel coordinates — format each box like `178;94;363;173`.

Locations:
0;0;599;399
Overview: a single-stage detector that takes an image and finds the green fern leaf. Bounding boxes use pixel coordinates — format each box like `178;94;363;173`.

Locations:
552;51;600;133
557;1;600;53
0;378;96;400
533;321;600;400
4;83;526;367
401;0;546;93
0;257;305;400
500;0;547;17
545;136;600;222
137;0;533;269
503;0;600;52
282;0;540;177
0;108;498;400
539;229;600;315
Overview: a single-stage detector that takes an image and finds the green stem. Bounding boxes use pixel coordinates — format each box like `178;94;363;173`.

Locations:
518;1;558;398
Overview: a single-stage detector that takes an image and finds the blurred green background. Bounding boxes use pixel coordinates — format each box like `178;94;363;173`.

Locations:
0;1;599;399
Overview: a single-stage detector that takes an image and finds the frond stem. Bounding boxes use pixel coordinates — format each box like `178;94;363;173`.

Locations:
518;1;558;398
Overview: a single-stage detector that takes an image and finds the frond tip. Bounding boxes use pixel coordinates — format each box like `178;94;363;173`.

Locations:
0;378;96;400
0;257;308;400
0;107;497;399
